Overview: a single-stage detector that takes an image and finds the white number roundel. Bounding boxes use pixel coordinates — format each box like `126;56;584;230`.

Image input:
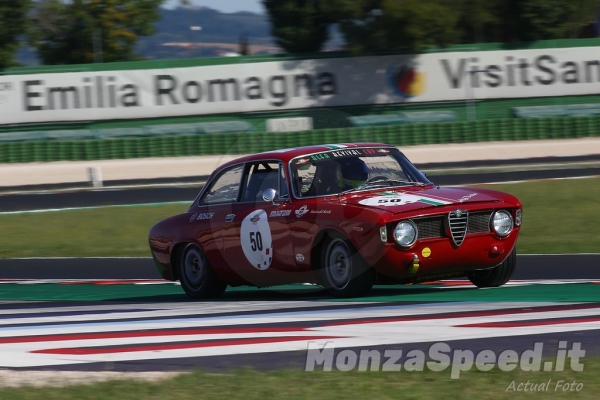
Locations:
240;209;273;270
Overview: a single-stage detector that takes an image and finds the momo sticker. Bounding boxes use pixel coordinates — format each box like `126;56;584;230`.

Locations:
359;194;452;207
295;205;309;218
240;209;273;270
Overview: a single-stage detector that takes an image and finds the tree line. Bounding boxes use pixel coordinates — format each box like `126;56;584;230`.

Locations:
1;0;599;71
263;0;600;53
1;0;164;71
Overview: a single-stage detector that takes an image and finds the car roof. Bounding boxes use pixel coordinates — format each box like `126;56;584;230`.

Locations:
219;143;397;169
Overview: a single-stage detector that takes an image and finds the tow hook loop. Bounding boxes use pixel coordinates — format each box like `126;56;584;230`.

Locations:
409;254;420;274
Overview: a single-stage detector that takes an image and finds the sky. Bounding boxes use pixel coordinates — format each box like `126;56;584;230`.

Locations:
163;0;265;14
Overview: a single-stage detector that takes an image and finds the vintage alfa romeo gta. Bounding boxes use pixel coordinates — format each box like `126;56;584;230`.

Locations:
149;143;522;298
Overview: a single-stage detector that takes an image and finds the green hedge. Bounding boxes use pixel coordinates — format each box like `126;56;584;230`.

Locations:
1;116;599;164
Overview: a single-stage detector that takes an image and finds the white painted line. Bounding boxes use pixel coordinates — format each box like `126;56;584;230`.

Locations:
425;160;600;174
8;257;152;260
517;253;600;256
0;201;189;215
464;174;600;186
0;181;206;196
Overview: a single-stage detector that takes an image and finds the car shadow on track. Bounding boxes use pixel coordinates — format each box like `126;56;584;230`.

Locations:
106;284;477;303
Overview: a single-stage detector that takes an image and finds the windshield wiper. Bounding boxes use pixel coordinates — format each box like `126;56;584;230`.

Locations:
359;177;428;188
338;178;425;196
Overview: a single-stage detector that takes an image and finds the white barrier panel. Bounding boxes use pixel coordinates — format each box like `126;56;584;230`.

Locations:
266;117;313;132
1;47;599;125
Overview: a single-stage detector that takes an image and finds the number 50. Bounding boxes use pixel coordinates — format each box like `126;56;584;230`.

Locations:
250;231;263;251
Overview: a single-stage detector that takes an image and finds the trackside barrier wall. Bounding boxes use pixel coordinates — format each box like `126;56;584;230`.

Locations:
0;116;599;163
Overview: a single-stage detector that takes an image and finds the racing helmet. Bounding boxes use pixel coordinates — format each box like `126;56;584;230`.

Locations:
340;158;369;188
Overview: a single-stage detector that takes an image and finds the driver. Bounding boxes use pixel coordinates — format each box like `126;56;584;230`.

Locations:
340;158;369;189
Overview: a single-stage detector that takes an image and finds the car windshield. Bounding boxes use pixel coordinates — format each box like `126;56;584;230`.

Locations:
289;147;432;198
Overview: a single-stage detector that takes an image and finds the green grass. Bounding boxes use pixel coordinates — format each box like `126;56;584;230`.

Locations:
0;357;598;399
0;203;187;258
0;177;598;258
472;177;600;254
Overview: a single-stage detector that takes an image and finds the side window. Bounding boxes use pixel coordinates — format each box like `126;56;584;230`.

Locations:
279;165;289;199
199;164;243;205
293;163;317;196
240;162;282;202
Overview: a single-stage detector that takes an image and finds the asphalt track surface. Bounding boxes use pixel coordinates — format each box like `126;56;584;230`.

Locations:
1;155;599;212
0;157;598;373
0;280;598;372
0;257;598;372
0;255;599;280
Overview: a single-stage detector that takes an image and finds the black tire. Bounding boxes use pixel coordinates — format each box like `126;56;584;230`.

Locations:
178;244;227;299
467;247;517;288
316;235;375;298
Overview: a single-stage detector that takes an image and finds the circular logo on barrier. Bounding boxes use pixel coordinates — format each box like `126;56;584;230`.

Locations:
387;62;426;99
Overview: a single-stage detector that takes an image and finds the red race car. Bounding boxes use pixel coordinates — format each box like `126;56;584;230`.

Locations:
149;143;522;298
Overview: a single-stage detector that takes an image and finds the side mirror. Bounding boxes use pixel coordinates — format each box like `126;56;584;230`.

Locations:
262;188;277;203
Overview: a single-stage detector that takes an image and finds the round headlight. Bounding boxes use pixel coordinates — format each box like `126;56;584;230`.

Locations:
394;220;418;247
492;210;513;237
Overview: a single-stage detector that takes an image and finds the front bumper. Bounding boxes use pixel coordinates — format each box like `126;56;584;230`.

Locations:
369;230;519;279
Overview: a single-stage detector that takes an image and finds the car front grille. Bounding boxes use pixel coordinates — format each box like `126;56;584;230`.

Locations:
448;210;468;246
414;216;445;239
411;210;493;242
467;211;492;234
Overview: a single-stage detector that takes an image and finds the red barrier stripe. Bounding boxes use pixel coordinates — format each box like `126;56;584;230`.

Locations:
32;335;338;355
0;327;306;344
457;316;600;328
324;304;600;327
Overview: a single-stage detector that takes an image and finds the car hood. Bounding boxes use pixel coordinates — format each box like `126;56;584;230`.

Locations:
341;187;500;213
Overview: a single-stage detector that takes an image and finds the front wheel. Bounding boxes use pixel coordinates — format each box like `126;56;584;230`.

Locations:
178;244;226;299
316;236;375;298
467;247;516;288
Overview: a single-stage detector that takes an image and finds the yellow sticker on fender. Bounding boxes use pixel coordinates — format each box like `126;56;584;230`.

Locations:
422;247;431;258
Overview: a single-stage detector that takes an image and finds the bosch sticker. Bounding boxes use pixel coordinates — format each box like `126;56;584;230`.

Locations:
196;212;215;220
240;209;273;270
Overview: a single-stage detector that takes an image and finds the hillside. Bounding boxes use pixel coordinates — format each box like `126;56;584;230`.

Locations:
137;7;276;59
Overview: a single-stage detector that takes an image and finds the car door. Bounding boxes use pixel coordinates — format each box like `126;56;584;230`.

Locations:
220;161;296;286
192;164;245;281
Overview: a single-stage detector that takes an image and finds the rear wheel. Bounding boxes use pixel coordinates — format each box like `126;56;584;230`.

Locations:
317;235;375;298
467;247;516;288
178;244;226;299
